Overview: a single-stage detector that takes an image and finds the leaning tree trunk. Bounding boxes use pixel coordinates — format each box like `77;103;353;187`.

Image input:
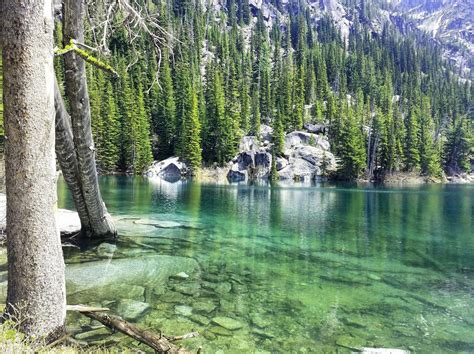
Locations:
62;0;116;238
54;76;92;232
1;0;66;341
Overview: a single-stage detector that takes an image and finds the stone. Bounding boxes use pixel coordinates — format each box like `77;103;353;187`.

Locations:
190;314;211;326
144;157;188;181
251;328;275;339
251;314;270;328
237;151;255;170
254;152;272;168
276;157;289;171
278;158;316;181
193;300;217;314
259;124;273;141
219;299;235;313
294;145;324;166
75;327;110;341
209;326;234;336
66;255;199;296
361;349;410;354
239;136;260;152
214;282;232;295
336;334;366;351
158;291;186;303
134;219;183;229
368;274;382;281
171;272;189;280
116;300;150;321
227;168;247;183
211;316;245;330
172;283;200;296
96;242;117;257
174;305;193;317
303;123;328;135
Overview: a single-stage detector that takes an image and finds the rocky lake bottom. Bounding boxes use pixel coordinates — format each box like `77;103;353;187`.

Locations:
2;177;474;352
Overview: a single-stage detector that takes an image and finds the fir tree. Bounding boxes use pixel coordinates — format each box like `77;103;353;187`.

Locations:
179;85;202;172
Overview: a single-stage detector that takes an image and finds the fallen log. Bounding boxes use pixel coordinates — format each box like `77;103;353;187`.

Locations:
67;305;198;353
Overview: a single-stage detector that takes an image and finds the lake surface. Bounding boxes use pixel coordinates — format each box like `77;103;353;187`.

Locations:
58;177;474;353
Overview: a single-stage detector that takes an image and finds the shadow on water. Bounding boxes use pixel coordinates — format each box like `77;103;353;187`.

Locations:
57;176;474;352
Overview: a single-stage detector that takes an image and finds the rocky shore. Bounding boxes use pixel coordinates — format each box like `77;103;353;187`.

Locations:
145;125;338;183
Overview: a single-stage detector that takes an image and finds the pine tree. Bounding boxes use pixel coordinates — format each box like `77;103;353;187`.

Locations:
132;82;153;173
418;97;441;176
404;105;421;172
179;85;202;172
443;117;472;174
100;81;120;172
154;51;176;159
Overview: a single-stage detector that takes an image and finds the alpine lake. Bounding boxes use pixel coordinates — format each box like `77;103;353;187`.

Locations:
57;177;473;353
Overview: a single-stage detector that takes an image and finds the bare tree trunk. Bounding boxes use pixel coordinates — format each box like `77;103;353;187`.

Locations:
62;0;116;238
54;77;92;233
1;0;66;340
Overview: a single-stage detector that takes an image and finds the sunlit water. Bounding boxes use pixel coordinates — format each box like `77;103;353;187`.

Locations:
57;177;474;353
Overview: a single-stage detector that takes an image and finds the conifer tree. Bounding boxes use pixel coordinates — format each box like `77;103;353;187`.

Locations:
100;81;120;172
404;105;421;172
418;97;441;176
155;51;176;159
179;85;202;172
443;117;472;174
132;82;153;173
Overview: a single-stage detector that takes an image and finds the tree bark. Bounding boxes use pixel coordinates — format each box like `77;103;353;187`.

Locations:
0;0;66;340
54;76;92;233
62;0;116;238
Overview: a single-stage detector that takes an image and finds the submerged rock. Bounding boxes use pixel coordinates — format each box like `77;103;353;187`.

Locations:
116;299;151;321
75;327;110;340
209;326;233;336
336;334;366;351
193;300;217;314
211;316;245;330
174;305;193;317
189;314;210;326
66;255;200;299
96;242;117;257
170;272;190;280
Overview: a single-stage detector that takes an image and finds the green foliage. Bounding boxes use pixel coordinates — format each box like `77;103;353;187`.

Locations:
444;117;472;174
48;0;473;179
179;85;202;172
154;51;176;159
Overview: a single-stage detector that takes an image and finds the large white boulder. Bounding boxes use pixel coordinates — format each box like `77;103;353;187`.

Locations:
145;157;188;182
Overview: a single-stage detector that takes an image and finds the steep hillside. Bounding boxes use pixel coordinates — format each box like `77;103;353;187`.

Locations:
390;0;473;75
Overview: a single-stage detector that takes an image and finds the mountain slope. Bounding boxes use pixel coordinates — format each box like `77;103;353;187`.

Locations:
390;0;473;74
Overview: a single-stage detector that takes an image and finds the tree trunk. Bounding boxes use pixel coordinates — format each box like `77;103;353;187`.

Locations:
62;0;116;238
54;76;92;233
1;0;66;340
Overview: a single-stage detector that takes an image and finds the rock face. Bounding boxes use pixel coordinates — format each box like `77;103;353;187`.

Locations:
145;124;337;183
145;157;189;182
227;125;337;183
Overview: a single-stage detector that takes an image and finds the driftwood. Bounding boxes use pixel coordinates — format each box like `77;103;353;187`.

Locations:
67;305;199;353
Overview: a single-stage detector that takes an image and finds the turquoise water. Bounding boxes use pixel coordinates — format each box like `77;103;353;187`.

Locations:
59;177;474;353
